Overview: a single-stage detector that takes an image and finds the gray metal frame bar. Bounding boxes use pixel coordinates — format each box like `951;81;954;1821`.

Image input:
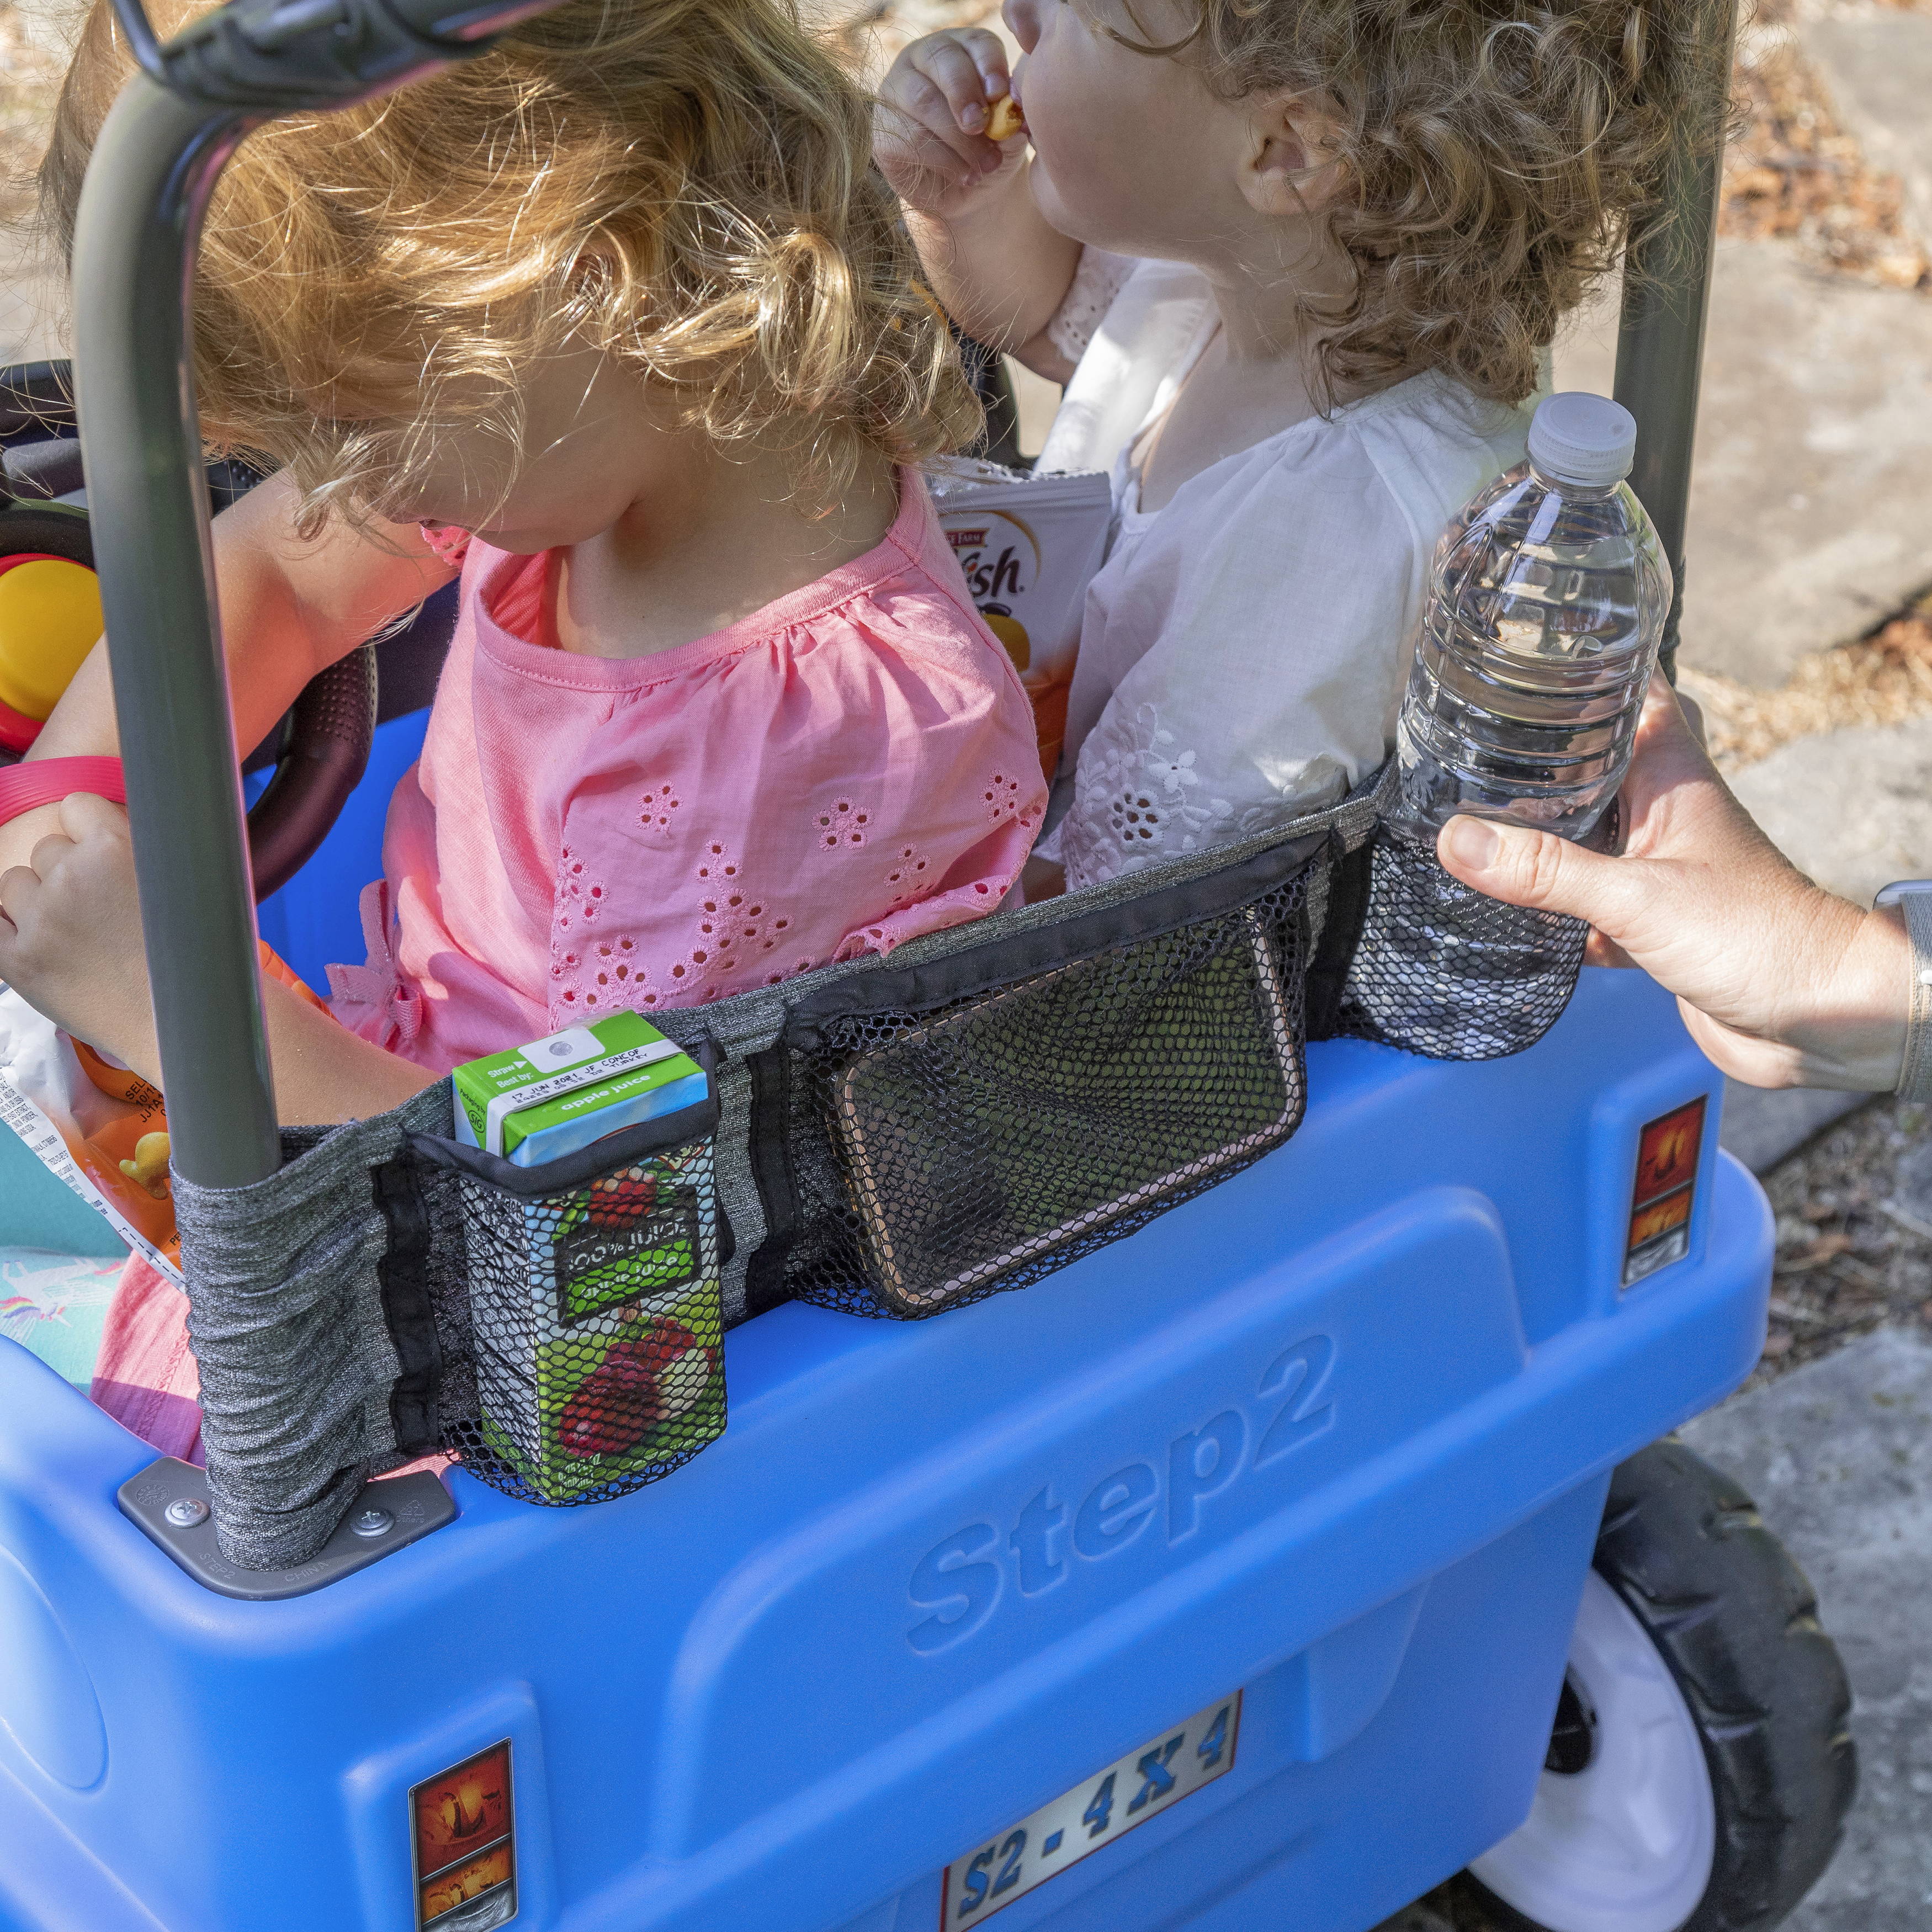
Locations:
66;0;545;1188
73;87;273;1187
1613;0;1742;683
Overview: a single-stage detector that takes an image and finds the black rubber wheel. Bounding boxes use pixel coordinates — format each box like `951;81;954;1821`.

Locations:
1452;1439;1856;1932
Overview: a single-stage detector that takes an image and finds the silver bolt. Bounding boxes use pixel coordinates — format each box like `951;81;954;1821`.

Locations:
163;1496;209;1529
351;1505;395;1540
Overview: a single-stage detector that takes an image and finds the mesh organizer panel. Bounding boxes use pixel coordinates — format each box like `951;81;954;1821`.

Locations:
747;831;1325;1320
156;760;1618;1568
408;1068;726;1507
1331;801;1620;1061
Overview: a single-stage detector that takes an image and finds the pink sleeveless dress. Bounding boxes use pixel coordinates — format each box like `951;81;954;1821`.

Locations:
328;472;1042;1068
91;472;1044;1460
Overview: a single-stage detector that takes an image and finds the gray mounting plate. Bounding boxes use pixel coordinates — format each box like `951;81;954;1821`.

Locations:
118;1458;457;1600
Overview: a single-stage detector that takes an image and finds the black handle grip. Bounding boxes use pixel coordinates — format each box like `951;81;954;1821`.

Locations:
246;642;376;900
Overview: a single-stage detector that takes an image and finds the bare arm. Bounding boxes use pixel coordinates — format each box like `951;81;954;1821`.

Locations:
0;481;456;1124
0;474;455;879
0;795;435;1123
874;30;1083;383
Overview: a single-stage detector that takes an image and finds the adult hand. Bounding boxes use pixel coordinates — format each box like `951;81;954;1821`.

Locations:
1434;678;1909;1092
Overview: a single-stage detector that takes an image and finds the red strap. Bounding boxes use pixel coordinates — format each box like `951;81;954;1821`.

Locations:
0;755;127;825
0;696;43;755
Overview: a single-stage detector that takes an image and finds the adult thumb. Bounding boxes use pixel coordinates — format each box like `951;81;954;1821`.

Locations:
1436;814;1631;928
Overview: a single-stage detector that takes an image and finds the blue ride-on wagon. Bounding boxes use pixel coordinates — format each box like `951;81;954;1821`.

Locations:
0;0;1856;1929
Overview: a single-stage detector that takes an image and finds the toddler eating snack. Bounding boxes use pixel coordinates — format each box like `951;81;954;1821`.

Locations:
878;0;1709;888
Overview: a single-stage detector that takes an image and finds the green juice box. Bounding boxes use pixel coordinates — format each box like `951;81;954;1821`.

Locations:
454;1016;725;1500
451;1013;708;1166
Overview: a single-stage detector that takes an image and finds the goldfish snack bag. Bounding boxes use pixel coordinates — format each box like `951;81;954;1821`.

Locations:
926;458;1111;785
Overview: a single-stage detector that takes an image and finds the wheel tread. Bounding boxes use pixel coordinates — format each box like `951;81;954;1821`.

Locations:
1461;1439;1856;1932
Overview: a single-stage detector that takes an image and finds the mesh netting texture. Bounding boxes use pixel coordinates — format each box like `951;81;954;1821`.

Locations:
761;869;1311;1319
435;1134;726;1505
1335;824;1586;1060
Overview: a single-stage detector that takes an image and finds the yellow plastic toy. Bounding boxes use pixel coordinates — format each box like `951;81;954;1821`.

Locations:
0;554;105;727
118;1129;173;1199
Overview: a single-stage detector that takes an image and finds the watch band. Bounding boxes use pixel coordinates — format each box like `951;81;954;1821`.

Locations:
1876;879;1932;1102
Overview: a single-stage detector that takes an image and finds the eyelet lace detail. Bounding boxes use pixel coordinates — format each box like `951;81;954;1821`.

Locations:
883;842;932;910
553;935;661;1017
1060;702;1255;888
554;846;609;933
636;781;682;845
811;798;873;850
1044;247;1135;367
981;769;1043;831
547;758;1018;1018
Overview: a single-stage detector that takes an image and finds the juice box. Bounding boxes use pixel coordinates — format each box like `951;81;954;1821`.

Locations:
452;1013;707;1167
476;1272;726;1502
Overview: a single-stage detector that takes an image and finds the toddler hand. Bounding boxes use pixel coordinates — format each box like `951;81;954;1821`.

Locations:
875;30;1027;219
0;791;159;1076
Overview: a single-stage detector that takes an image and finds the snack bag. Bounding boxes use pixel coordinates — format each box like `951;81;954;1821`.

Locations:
925;458;1112;784
0;982;181;1280
0;944;331;1285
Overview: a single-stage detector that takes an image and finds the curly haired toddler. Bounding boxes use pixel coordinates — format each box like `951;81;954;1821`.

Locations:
877;0;1717;888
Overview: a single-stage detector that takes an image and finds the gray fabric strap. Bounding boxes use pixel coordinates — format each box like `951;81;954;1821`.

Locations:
172;1081;455;1569
1897;893;1932;1103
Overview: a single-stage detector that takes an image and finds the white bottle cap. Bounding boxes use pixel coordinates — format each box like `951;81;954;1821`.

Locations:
1527;391;1638;489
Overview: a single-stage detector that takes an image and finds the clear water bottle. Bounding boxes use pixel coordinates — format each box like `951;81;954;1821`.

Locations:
1394;392;1673;841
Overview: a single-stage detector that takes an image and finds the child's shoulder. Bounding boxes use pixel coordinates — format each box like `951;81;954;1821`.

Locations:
740;473;1027;701
1192;371;1532;562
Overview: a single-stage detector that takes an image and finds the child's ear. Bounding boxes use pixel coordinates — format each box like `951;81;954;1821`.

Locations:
1238;93;1345;219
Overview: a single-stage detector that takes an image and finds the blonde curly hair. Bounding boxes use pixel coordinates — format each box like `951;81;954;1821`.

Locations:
1110;0;1729;406
39;0;980;524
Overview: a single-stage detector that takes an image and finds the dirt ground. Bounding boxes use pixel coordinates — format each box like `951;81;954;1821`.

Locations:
1745;1096;1932;1381
1683;590;1932;774
1721;0;1931;291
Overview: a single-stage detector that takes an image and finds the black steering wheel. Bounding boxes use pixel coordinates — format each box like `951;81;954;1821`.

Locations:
1;362;376;901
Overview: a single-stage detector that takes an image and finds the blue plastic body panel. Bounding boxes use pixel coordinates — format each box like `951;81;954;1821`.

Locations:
0;965;1770;1932
251;705;432;994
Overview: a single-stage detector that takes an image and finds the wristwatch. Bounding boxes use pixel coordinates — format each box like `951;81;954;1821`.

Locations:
1875;879;1932;1101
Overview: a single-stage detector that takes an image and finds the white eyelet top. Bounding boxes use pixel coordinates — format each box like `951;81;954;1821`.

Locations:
1034;253;1537;891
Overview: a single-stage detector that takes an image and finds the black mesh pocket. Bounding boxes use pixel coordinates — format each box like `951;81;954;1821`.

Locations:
411;1094;725;1506
1335;824;1586;1059
752;839;1319;1318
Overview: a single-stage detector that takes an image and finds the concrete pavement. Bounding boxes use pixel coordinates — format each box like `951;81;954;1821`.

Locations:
1681;1330;1932;1932
1552;237;1932;691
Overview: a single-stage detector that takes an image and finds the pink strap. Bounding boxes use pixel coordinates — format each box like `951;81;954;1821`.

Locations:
0;755;127;825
